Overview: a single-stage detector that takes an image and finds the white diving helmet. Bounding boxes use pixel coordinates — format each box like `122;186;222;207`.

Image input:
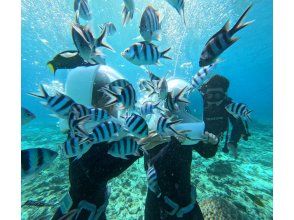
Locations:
59;65;124;132
166;78;205;145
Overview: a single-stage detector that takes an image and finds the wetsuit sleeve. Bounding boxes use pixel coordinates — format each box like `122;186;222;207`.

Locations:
228;114;249;147
192;141;218;159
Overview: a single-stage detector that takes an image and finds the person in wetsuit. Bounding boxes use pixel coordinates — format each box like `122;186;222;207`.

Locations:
143;79;219;220
199;74;250;158
52;66;165;220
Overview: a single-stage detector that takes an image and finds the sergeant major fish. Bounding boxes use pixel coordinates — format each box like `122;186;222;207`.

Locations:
28;84;75;119
190;62;217;89
74;0;92;21
102;84;137;109
61;134;92;159
199;4;254;67
165;0;186;25
121;42;172;66
140;5;162;42
122;0;135;26
225;102;252;121
156;115;183;136
108;136;142;159
21;107;35;125
21;148;58;179
125;113;149;138
140;101;163;116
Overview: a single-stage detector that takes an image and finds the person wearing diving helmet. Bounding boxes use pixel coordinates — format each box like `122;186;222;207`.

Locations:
142;78;219;220
51;65;156;220
199;74;250;158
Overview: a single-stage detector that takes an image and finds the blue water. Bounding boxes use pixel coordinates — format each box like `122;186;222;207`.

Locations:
21;0;273;219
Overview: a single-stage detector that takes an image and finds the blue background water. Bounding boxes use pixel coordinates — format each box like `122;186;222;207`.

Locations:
21;0;272;125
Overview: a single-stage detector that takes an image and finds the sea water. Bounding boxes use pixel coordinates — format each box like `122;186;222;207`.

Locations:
21;0;273;219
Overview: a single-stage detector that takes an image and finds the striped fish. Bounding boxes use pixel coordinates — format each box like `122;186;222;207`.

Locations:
122;0;135;26
138;79;155;94
21;148;58;179
191;63;217;89
28;85;75;119
199;4;254;67
165;86;189;112
225;102;252;121
102;84;137;109
74;0;92;21
121;41;172;66
165;0;186;25
87;120;122;144
21;107;35;125
140;5;162;42
108;136;141;159
140;101;162;116
146;166;161;195
61;135;91;159
125;113;149;138
157;77;168;100
156;115;183;135
70;103;110;122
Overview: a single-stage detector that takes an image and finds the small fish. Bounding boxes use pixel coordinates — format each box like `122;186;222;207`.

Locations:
165;86;189;112
165;0;186;25
225;102;252;121
138;79;155;94
140;101;162;116
99;22;117;36
191;63;217;89
125;113;149;138
61;135;91;159
157;77;168;100
47;50;97;74
156;115;183;136
102;84;137;109
122;0;135;26
74;0;92;21
28;85;75;119
21;200;55;207
108;136;142;159
70;103;110;122
86;120;122;144
140;5;162;42
121;42;172;66
146;165;161;194
199;4;254;67
244;191;265;207
21;107;35;125
21;148;58;179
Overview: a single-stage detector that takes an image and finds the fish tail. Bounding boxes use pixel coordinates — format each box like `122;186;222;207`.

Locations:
96;27;113;51
154;101;164;112
167;118;183;127
47;61;56;74
101;87;119;107
160;47;172;60
122;6;131;26
174;86;190;104
28;84;48;100
75;115;91;136
230;4;254;36
246;110;253;121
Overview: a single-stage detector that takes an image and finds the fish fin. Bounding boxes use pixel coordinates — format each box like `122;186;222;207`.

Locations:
167;119;183;127
230;4;254;35
122;6;131;26
174;86;189;104
160;47;172;60
246;110;253;121
229;37;239;46
74;10;80;24
27;84;48;100
75;116;91;136
47;62;56;74
96;27;113;51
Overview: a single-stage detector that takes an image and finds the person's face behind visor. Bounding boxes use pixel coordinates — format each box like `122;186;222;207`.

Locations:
204;87;227;106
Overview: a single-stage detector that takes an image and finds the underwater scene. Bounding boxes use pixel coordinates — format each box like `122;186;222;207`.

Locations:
21;0;273;219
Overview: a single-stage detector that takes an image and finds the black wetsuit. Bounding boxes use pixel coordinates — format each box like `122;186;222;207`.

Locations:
52;142;142;220
144;137;218;220
204;97;250;151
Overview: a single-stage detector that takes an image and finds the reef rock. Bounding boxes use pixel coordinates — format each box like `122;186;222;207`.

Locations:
207;161;233;177
199;197;248;220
